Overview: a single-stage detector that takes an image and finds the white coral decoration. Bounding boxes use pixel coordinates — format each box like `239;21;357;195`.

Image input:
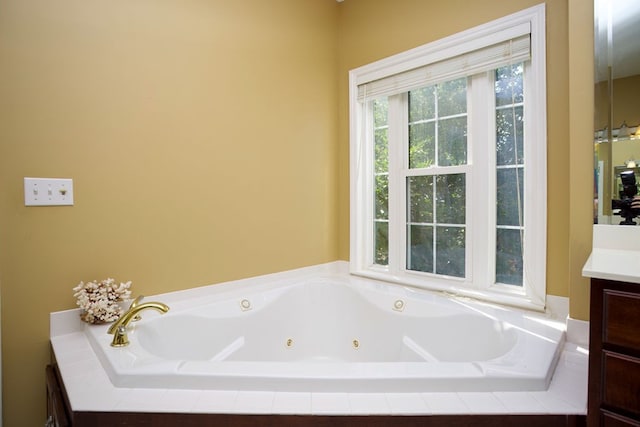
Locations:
73;278;132;324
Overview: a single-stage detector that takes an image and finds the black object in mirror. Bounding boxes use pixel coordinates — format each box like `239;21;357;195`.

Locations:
612;170;640;225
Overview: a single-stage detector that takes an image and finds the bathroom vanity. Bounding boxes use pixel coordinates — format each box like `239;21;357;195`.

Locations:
583;225;640;426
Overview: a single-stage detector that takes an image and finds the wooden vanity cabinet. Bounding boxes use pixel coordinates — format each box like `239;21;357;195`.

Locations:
588;278;640;427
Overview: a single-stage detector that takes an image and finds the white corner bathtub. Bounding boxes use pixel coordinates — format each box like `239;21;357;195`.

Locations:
85;272;565;393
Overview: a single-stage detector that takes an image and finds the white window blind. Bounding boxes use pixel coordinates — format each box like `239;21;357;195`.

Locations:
357;32;530;102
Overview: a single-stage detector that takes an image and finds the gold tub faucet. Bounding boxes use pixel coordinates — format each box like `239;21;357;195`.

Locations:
107;296;170;347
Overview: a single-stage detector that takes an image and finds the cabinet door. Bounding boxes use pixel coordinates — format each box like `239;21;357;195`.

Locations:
603;290;640;352
589;279;640;427
46;365;71;427
602;410;640;427
602;351;640;417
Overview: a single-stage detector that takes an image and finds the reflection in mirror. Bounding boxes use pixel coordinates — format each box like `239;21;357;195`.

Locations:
594;0;640;225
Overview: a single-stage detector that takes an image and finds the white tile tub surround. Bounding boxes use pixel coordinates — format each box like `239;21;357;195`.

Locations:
51;261;588;416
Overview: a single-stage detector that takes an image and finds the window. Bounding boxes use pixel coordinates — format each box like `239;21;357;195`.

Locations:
349;5;547;310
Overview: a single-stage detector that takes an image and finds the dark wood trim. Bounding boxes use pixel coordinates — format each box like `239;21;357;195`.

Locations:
45;365;71;427
70;412;585;427
589;278;606;427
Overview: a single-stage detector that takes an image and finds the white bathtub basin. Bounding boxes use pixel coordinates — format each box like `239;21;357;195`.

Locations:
85;274;564;392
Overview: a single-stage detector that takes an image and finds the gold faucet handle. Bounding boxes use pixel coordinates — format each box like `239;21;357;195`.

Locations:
129;295;144;322
111;325;129;347
108;301;169;346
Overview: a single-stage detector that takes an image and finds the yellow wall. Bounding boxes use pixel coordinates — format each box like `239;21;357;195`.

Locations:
568;0;594;322
611;140;640;166
595;74;640;130
0;0;594;425
612;75;640;128
0;1;338;425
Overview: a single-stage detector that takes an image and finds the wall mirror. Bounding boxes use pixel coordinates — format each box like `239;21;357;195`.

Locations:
594;0;640;225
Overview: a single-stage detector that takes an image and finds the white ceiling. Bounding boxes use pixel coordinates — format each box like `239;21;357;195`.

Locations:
610;0;640;79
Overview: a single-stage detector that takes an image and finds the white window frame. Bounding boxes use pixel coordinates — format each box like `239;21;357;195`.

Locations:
349;4;547;311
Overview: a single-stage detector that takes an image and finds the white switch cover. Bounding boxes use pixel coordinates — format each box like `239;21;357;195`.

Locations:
24;177;74;206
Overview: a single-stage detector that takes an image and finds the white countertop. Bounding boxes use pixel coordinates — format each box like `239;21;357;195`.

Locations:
582;225;640;284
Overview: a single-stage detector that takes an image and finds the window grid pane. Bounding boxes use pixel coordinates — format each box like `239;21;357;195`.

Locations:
496;228;523;286
407;174;465;278
407;79;467;278
375;221;389;265
495;64;524;286
496;167;524;226
409;78;468;169
374;98;389;266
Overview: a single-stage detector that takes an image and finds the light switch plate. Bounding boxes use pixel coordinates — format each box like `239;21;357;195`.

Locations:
24;177;74;206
